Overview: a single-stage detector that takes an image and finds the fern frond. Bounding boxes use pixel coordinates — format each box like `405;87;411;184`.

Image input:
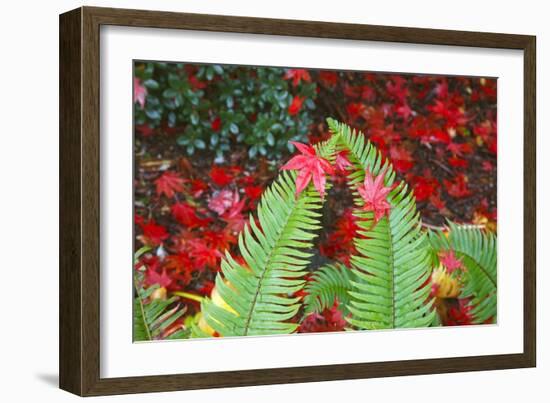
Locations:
133;251;188;341
429;223;497;324
328;119;435;330
133;283;188;341
303;264;353;315
194;139;338;337
328;118;397;195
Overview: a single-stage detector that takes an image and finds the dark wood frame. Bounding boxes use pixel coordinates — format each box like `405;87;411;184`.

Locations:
59;6;536;396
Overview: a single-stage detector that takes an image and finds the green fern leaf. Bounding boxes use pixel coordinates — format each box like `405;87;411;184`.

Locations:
194;139;337;337
429;223;497;324
303;264;353;315
133;250;188;341
328;119;435;330
133;284;188;341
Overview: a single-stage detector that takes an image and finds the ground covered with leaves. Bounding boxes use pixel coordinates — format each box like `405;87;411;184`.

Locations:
133;63;497;339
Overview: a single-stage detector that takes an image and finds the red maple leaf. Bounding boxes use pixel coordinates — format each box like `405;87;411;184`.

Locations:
155;171;185;198
281;141;334;198
139;220;169;246
210;166;233;187
188;74;207;90
134;213;145;227
448;156;468;168
187;239;223;270
136;124;154;137
413;176;439;202
429;192;446;211
145;267;173;289
386;76;408;104
447;142;473;156
318;71;338;87
346;102;368;120
171;202;212;229
133;77;147;109
298;302;347;333
395;103;413;120
197;280;215;296
211;116;221;132
444;299;474;326
284;69;311;86
162;253;193;287
444;174;471;198
288;96;305;116
439;250;463;273
357;169;392;222
389;145;414;173
369;124;401;150
136;254;160;273
344;84;361;98
365;107;386;129
203;229;236;253
361;85;376;102
244;185;263;201
187;178;209;198
434;80;448;99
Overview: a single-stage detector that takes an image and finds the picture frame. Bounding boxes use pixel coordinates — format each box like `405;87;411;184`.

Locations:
59;6;536;396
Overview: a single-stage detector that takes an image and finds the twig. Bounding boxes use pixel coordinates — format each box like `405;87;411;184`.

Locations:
429;158;454;176
421;222;486;231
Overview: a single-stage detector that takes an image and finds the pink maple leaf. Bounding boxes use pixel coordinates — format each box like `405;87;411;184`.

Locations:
440;250;463;273
281;141;334;198
145;268;172;289
334;150;352;172
357;169;392;223
221;194;247;233
208;190;235;215
133;77;147;109
396;103;413;120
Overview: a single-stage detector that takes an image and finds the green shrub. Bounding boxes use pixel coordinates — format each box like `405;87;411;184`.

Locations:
134;62;317;160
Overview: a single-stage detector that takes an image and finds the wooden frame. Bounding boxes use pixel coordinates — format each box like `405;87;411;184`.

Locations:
59;6;536;396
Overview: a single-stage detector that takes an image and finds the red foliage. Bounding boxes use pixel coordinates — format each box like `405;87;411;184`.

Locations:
171;202;212;229
281;141;334;198
139;219;169;246
244;185;263;201
444;174;471;198
439;250;463;273
155;171;185;198
298;303;347;333
318;71;338;87
134;68;497;333
284;69;311;87
145;268;173;289
320;209;359;266
211;116;221;132
444;299;474;326
357;169;392;223
210;166;233;187
389;145;414;173
334;150;352;172
288;96;305;116
413;175;439;202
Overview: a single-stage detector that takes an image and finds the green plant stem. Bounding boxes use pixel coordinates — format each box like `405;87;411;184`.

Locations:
173;291;204;303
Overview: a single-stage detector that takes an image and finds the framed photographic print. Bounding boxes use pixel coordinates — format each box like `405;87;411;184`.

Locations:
59;6;536;396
